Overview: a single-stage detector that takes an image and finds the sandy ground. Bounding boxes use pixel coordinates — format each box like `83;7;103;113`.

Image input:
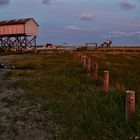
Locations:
0;55;62;140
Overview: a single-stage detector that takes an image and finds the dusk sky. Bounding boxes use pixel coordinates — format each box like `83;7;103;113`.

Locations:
0;0;140;46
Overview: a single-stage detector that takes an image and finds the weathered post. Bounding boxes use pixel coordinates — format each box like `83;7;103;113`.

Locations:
86;57;91;72
103;71;109;92
70;51;73;55
93;63;98;81
78;53;81;60
83;56;87;71
78;53;80;58
80;55;82;63
125;90;135;123
79;53;82;60
34;47;37;53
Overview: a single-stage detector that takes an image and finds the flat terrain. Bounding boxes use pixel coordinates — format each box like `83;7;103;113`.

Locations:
0;52;140;140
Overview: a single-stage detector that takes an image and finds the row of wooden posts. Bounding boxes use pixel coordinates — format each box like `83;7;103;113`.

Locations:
79;53;110;93
72;52;135;123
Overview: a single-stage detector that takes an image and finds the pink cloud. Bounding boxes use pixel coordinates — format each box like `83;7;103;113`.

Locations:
42;0;51;5
0;0;9;6
119;0;136;10
66;26;82;31
80;12;94;21
131;31;140;35
109;31;127;35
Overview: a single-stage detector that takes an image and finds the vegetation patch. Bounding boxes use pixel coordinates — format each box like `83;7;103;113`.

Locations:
0;52;139;139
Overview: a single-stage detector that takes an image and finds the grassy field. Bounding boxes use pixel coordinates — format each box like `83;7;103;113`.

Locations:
0;52;140;140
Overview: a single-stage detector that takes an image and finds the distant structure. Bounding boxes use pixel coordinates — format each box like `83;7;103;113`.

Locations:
85;42;97;47
101;39;112;47
46;43;53;48
0;18;39;52
45;43;56;49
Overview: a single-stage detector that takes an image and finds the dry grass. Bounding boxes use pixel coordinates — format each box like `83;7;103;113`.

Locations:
0;52;140;140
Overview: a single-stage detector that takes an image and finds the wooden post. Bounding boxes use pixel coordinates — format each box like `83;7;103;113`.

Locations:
86;57;91;72
83;56;87;70
77;53;81;59
103;71;109;92
80;55;83;63
93;63;98;81
34;47;37;53
79;53;82;60
125;90;135;123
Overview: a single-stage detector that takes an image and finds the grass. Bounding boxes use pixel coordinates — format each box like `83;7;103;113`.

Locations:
2;52;140;139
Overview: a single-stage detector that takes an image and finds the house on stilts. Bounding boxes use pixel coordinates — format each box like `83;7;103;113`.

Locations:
0;18;39;52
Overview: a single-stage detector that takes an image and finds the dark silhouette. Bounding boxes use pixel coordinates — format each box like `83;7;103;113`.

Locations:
46;43;52;48
101;39;112;47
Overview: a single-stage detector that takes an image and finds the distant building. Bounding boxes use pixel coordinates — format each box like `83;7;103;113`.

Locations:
0;18;39;52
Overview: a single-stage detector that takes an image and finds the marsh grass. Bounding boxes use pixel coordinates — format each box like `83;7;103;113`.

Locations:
3;52;140;139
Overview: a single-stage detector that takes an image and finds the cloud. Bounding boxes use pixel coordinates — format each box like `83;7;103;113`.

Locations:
107;31;130;37
118;1;136;10
42;0;51;5
109;31;128;35
65;26;82;31
80;12;94;21
65;26;99;32
0;0;10;6
131;31;140;35
134;16;140;20
108;31;140;38
90;27;99;30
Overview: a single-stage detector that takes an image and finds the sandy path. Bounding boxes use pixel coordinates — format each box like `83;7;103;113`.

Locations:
0;55;62;140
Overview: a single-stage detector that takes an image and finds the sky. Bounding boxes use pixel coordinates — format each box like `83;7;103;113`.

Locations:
0;0;140;46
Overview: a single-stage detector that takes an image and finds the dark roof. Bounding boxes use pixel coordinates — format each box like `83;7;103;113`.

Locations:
0;18;39;26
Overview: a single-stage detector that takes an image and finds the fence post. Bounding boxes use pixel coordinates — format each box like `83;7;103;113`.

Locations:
83;56;87;71
93;63;98;81
34;47;37;53
80;55;83;63
75;53;80;58
70;51;73;55
87;57;91;72
125;90;135;123
79;53;82;60
103;71;109;92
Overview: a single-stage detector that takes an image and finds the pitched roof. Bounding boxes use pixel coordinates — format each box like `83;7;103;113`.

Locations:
0;18;39;26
